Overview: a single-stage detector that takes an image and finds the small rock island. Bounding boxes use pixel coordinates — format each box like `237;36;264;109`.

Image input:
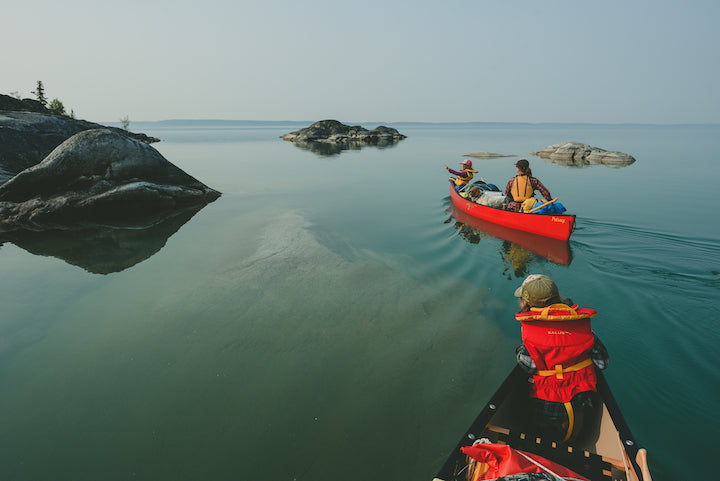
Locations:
281;119;406;144
532;142;636;167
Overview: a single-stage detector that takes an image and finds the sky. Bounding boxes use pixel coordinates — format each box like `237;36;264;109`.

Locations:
2;0;719;124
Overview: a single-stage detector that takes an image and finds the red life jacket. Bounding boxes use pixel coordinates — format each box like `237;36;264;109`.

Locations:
516;304;598;403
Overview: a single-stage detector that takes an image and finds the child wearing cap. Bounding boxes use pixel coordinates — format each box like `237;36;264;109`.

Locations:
445;159;477;191
513;274;609;443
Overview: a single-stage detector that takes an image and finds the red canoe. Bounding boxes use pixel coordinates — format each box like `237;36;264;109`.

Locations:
449;185;576;241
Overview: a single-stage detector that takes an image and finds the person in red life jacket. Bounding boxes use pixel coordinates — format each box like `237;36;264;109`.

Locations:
513;274;609;443
445;159;478;191
504;159;553;212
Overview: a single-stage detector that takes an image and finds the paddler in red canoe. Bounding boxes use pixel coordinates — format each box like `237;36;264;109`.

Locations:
505;159;553;212
445;159;477;191
513;274;609;443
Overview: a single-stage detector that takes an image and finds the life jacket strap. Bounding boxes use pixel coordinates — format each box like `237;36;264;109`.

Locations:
537;358;593;379
516;304;597;322
536;303;577;320
562;402;574;442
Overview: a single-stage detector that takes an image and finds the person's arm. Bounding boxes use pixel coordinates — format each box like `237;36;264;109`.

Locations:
533;178;552;201
591;334;609;370
515;344;536;373
446;167;466;177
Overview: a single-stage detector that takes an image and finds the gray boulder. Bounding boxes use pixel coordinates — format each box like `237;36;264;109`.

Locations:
0;129;220;230
281;119;406;144
531;142;636;167
0;97;159;184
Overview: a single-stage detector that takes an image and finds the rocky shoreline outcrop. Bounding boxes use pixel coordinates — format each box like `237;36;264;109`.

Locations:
1;94;159;183
281;119;406;144
0;93;220;233
0;129;220;231
531;142;636;167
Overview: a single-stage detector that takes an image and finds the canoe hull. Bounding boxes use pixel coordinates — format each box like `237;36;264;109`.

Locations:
449;185;576;241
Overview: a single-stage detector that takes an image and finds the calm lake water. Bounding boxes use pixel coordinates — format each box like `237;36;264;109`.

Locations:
0;122;718;480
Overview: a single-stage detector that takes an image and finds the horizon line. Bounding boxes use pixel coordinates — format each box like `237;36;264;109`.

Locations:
101;119;720;127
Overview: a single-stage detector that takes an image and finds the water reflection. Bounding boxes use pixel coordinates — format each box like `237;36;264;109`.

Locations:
536;156;634;169
285;139;401;157
0;205;205;274
446;203;572;277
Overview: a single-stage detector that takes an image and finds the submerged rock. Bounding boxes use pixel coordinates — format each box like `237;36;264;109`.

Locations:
531;142;636;168
281;119;406;144
463;152;514;159
0;129;220;231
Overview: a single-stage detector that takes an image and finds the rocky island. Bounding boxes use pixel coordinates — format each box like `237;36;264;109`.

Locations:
281;119;406;145
0;129;220;230
0;93;220;233
532;142;636;167
0;94;158;183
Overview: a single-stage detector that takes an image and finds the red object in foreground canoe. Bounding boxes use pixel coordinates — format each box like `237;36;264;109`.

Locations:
460;443;590;481
449;185;576;241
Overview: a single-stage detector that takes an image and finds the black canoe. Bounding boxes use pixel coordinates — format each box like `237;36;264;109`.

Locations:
432;366;652;481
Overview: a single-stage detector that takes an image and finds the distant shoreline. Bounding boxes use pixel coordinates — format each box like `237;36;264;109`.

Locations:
110;119;720;128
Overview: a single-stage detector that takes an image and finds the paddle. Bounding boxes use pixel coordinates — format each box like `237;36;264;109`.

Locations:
526;197;558;214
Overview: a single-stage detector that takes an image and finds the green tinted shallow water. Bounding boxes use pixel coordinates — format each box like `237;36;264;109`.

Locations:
0;123;718;480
